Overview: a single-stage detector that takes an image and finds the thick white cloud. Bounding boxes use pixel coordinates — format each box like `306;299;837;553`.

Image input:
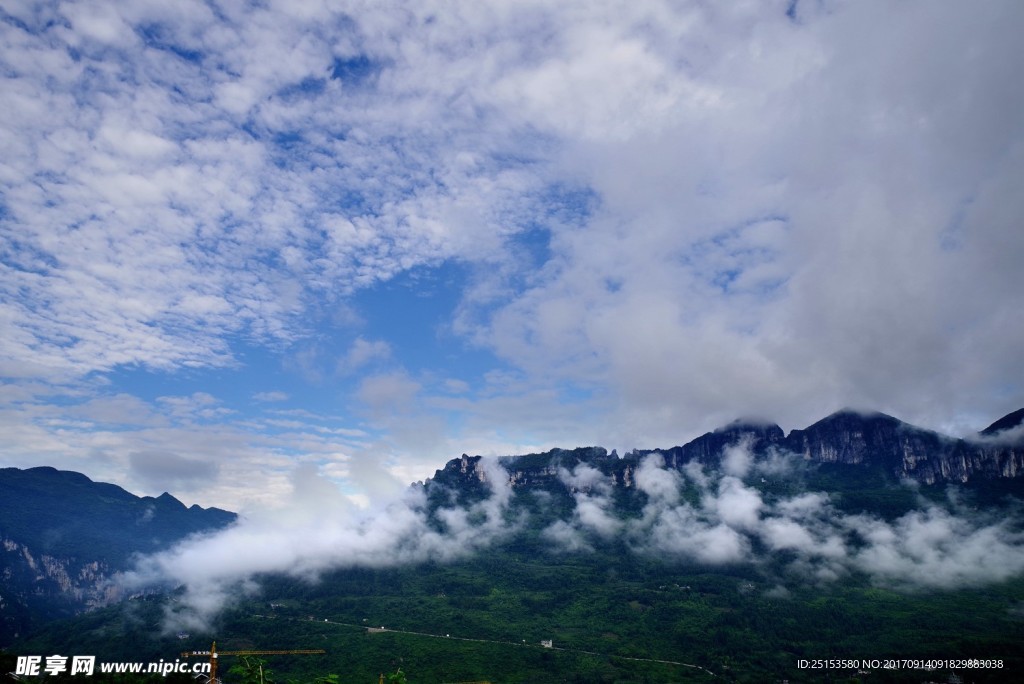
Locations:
554;462;621;537
122;458;518;631
634;453;680;503
845;508;1024;589
558;462;612;493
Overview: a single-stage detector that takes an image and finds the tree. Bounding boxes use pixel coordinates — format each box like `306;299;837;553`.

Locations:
228;657;274;684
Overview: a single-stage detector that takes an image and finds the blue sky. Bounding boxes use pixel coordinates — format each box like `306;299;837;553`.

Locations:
2;0;1023;511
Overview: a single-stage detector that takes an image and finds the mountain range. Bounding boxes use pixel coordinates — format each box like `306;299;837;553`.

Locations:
431;407;1024;495
3;407;1024;681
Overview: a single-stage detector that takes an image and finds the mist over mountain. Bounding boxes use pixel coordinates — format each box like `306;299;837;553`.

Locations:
111;407;1024;633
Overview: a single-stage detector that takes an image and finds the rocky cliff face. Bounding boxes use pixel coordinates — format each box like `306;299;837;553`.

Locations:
429;447;618;493
0;536;117;635
782;410;1024;484
426;408;1024;493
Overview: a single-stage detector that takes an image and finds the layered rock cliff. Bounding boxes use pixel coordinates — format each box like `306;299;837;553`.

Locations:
426;408;1024;492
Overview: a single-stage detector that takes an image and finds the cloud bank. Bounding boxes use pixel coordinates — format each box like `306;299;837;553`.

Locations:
601;451;1024;589
122;458;517;631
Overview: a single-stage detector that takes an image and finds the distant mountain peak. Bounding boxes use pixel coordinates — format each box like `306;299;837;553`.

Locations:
714;419;785;441
151;492;187;509
806;407;901;426
980;408;1024;437
715;416;780;431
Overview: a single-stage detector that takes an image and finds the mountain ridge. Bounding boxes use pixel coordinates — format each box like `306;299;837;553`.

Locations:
429;407;1024;492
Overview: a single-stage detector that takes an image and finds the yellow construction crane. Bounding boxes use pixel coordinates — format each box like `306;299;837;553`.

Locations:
181;641;326;684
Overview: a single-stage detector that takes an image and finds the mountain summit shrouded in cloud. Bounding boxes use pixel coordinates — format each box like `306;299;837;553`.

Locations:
1;2;1023;512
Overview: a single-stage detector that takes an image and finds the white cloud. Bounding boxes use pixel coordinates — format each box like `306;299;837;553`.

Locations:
253;391;289;403
122;458;518;631
542;519;592;553
845;508;1024;589
721;441;754;478
128;450;218;491
711;476;763;532
157;392;233;423
634;453;680;503
558;462;611;493
59;3;135;47
0;383;379;512
574;495;622;538
0;1;550;383
357;372;421;411
442;378;470;394
336;337;391;376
